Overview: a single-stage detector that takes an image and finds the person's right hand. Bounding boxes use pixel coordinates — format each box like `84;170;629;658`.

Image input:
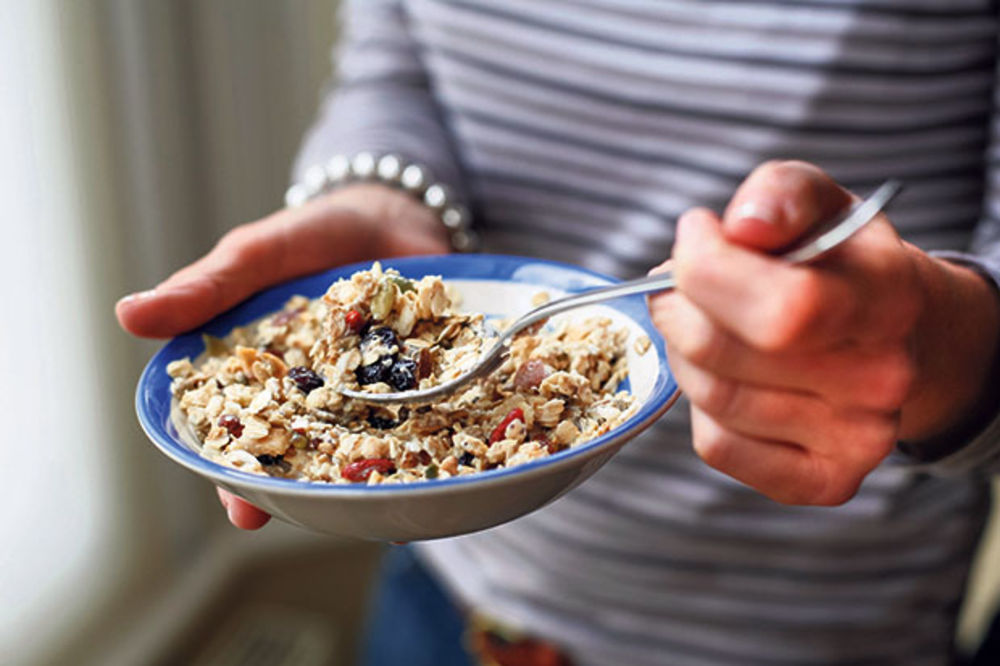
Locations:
116;184;451;529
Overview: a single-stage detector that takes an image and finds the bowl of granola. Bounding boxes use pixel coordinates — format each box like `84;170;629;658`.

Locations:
136;254;679;541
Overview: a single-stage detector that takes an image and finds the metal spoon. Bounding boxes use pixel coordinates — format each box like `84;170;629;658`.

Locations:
340;179;902;405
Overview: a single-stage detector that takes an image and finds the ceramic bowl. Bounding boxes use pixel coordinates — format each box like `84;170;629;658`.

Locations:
136;254;679;541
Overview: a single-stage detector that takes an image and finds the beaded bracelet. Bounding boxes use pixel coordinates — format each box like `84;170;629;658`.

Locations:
284;152;478;252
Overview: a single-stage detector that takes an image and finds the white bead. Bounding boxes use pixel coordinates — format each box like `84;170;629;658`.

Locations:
376;154;404;183
285;183;310;208
325;154;351;183
400;164;429;193
441;204;469;230
303;165;328;194
424;183;450;210
350;152;377;179
451;229;478;252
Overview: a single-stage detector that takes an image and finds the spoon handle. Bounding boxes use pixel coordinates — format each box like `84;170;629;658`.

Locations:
507;273;676;336
509;179;903;337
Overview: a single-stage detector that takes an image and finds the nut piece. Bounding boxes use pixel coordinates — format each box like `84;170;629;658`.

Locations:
553;420;580;446
634;335;651;355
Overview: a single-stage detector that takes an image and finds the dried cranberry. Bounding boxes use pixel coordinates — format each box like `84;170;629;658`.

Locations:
345;309;366;333
360;326;399;354
417;450;432;466
356;356;394;385
288;366;324;394
342;458;396;482
218;414;243;438
256;454;283;466
489;408;525;444
458;451;475;467
388;357;417;391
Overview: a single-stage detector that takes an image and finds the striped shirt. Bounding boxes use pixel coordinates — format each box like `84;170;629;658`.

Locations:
294;1;1000;664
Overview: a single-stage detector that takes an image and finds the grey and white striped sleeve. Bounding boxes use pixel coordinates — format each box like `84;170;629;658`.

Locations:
901;55;1000;476
291;0;466;197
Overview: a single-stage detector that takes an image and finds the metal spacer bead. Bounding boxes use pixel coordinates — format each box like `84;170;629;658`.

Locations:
350;152;378;180
400;163;430;194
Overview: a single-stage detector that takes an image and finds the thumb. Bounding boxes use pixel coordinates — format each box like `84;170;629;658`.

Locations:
722;160;853;252
116;201;379;338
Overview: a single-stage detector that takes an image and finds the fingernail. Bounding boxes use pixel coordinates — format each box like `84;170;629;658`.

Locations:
647;261;669;276
117;289;157;305
734;200;781;226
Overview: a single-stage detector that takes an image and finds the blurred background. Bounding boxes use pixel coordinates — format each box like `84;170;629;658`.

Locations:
2;1;1000;664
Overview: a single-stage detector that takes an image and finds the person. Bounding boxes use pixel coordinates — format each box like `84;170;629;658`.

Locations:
117;1;1000;664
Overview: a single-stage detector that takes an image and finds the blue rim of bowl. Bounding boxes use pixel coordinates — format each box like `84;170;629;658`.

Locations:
136;254;678;496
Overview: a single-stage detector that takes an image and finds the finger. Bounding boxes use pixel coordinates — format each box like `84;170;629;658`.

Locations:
669;341;831;449
672;208;855;351
217;487;271;530
723;160;852;251
690;406;860;506
652;291;917;411
670;343;898;461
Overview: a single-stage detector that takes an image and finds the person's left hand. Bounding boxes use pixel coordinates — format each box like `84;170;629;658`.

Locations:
649;161;1000;505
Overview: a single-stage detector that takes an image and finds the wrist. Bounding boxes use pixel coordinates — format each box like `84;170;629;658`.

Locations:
307;183;449;251
287;153;476;251
900;245;1000;443
307;184;450;258
323;183;448;240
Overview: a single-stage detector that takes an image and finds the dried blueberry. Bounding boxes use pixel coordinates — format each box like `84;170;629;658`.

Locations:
288;366;324;394
356;356;394;385
388;357;417;391
459;451;475;467
256;454;283;466
360;326;399;354
367;414;397;429
367;407;408;429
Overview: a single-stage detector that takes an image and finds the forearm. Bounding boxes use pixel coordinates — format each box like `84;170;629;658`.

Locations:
900;246;1000;444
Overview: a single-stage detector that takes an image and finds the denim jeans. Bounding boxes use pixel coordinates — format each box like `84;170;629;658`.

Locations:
359;546;474;666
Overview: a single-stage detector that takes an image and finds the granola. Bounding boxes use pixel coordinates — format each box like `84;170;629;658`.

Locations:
168;263;638;484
